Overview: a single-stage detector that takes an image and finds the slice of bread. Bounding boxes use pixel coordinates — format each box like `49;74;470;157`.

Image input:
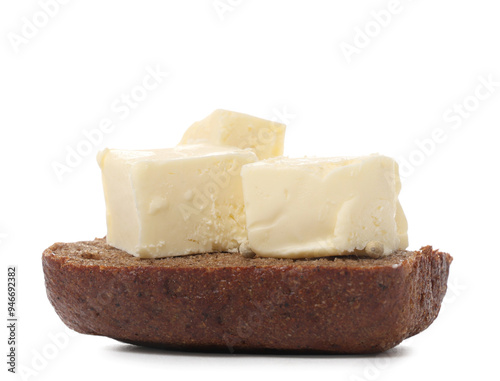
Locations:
42;238;452;354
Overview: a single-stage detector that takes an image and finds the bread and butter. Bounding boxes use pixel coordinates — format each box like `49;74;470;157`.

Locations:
42;109;452;354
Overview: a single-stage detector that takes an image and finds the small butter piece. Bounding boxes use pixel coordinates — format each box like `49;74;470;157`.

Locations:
179;109;286;160
238;241;256;258
241;154;409;258
98;145;258;258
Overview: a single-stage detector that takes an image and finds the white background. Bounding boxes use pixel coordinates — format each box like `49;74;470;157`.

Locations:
1;1;499;380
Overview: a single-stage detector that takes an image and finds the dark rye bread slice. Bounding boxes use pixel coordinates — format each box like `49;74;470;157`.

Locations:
42;238;452;354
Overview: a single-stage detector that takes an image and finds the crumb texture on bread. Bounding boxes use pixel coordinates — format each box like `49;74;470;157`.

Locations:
42;238;452;354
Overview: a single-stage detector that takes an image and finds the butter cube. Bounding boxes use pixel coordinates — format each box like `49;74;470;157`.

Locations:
98;145;258;258
241;154;409;258
179;109;286;160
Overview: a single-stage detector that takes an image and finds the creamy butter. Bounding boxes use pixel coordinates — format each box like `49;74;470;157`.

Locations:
179;109;286;160
241;154;409;258
98;145;258;258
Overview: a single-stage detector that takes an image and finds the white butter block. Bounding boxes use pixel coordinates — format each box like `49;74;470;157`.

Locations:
241;154;409;258
98;145;258;258
179;109;286;160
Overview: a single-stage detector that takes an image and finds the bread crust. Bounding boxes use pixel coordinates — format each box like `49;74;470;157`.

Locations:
42;238;452;354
